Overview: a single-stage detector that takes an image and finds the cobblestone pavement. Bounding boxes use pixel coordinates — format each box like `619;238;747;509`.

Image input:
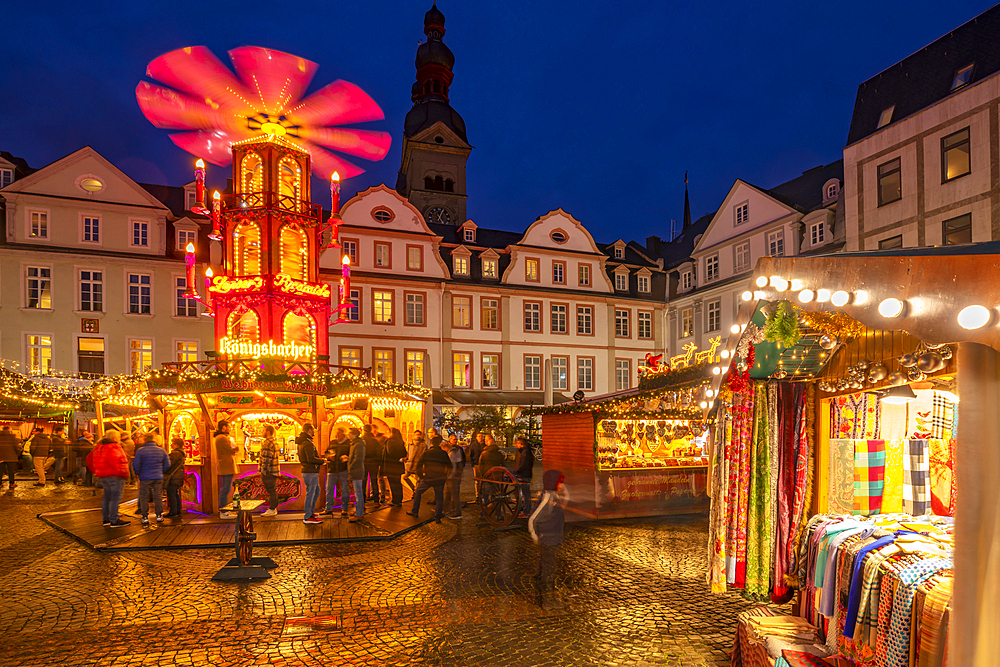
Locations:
0;479;762;666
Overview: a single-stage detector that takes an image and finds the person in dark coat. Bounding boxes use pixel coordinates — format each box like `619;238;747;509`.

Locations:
29;428;51;486
321;427;350;516
297;424;324;524
163;438;187;518
50;425;69;483
468;432;485;468
347;428;366;522
513;436;535;515
528;469;566;610
362;424;381;505
132;434;171;525
406;437;450;523
0;426;21;489
382;428;407;506
72;432;94;485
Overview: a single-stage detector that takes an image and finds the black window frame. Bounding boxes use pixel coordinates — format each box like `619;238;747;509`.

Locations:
877;158;902;207
879;235;903;250
941;127;971;183
942;213;972;246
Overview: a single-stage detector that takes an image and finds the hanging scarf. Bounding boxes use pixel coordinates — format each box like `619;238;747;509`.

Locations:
727;384;755;586
707;406;731;593
744;382;772;600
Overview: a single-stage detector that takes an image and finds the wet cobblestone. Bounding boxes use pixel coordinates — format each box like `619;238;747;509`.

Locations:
0;483;761;666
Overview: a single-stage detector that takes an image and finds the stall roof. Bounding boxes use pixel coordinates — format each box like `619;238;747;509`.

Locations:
432;390;572;407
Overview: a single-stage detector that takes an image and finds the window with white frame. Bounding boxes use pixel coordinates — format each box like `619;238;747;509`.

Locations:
29;210;48;238
553;261;565;284
638;311;652;339
82;215;100;243
637;274;650;292
705;254;719;282
615;359;631;391
131;219;149;247
77;337;105;376
577;306;593;335
79;270;103;312
177;229;196;251
347;289;360;321
464;227;475;243
0;168;12;188
342;240;358;265
175;277;197;317
524;355;541;390
26;334;52;374
129;338;153;374
405;351;424;385
482;299;499;330
681;307;693;338
524;302;540;332
453;256;469;276
407;246;422;270
614;245;624;259
615;309;630;337
578;264;591;286
452;352;471;388
734;241;751;273
452;296;471;328
482;258;498;279
405;293;424;325
681;270;693;291
826;183;839;200
374;349;394;382
375;242;391;268
481;354;500;389
525;258;539;281
127;273;152;314
767;229;785;257
185;189;196;211
552;356;568;390
373;291;393;324
26;266;51;309
735;202;749;225
615;272;628;291
341;348;361;370
706;299;721;332
810;222;825;246
577;358;593;391
175;340;198;362
551;303;567;333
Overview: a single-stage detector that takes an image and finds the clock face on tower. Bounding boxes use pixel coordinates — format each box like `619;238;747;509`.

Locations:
426;207;451;225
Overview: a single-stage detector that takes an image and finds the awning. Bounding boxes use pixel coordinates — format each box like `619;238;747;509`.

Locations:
431;390;572;407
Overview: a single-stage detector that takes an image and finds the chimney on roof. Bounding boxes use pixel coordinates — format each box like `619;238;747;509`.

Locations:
645;235;662;255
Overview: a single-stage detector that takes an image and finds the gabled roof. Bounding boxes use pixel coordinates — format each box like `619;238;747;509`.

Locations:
764;160;843;213
846;4;1000;146
657;211;715;271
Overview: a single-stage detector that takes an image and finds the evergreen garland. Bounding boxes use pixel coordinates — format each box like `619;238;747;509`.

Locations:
763;301;801;349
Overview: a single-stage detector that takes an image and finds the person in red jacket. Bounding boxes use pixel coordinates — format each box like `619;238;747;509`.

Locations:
87;431;130;527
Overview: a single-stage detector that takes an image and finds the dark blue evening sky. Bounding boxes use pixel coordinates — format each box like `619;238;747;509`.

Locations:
1;0;995;243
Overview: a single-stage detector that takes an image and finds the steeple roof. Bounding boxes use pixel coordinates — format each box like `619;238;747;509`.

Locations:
404;3;468;143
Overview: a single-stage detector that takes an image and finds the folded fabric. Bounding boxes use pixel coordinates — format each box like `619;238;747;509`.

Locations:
903;439;930;515
853;440;885;516
764;636;829;659
778;650;835;666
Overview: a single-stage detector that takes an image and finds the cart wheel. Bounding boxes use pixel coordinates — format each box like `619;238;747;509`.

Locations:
479;467;522;528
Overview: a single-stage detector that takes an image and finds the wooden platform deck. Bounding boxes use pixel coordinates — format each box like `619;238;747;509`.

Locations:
38;501;433;551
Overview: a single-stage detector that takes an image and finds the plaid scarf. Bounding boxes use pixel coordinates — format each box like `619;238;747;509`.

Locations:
853;440;885;516
903;439;930;515
931;393;954;439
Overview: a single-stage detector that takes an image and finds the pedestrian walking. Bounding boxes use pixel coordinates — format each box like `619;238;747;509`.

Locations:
215;420;238;519
382;428;407;506
297;424;324;524
50;425;69;483
468;431;485;469
72;431;94;485
513;436;535;515
163;438;186;518
362;424;381;505
403;430;427;492
528;469;566;610
87;431;130;527
258;425;280;517
444;433;465;519
19;432;34;476
374;427;390;503
0;426;21;489
320;426;350;516
29;427;51;486
133;433;171;525
406;435;450;523
121;431;137;486
347;427;366;522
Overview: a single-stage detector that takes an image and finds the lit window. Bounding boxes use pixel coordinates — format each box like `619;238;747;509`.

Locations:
373;291;393;324
282;312;314;347
175;341;198;363
735;202;749;225
407;246;422;271
464;227;475;243
132;220;148;247
129;338;153;374
943;213;972;245
177;229;196;251
82;216;100;243
525;258;539;281
681;270;692;291
26;266;51;309
128;273;152;314
482;258;498;279
279;226;307;279
951;64;974;90
175;277;197;317
0;168;12;188
734;242;750;273
453;352;471;388
78;177;103;192
524;356;541;390
26;334;53;374
552;357;568;390
454;256;469;276
405;293;424;325
637;275;650;292
877;106;895;129
705;254;719;282
374;350;394;382
524;302;540;332
551;304;567;333
615;360;631;391
577;306;592;335
406;351;424;385
29;210;47;238
681;308;693;338
341;348;361;370
614;245;624;259
877;158;902;206
879;235;903;250
553;261;565;284
229;309;259;341
342;241;358;265
942;128;971;182
234;222;261;275
767;230;785;257
452;296;471;328
482;354;500;389
375;242;391;268
706;299;721;333
77;337;105;376
80;270;103;312
482;299;499;330
578;264;591;286
347;289;360;322
810;222;825;246
638;311;652;339
577;358;593;391
615;272;628;291
615;309;630;338
241;153;263;193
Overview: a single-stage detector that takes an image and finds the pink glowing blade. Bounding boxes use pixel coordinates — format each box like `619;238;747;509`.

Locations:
308;145;365;180
136;82;244;132
285;80;385;128
145;46;254;115
297;127;391;161
228;46;317;116
169;130;250;166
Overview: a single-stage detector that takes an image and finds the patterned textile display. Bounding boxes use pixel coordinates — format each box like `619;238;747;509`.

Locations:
853;440;886;516
830;392;881;440
744;383;772;600
903;440;931;516
928;439;955;517
879;402;908;441
789;385;814;583
776;650;831;666
883;558;953;667
930;393;954;440
707;411;731;593
917;575;952;667
731;606;776;667
828;439;855;514
907;391;934;439
875;572;897;659
767;382;781;600
882;439;905;514
727;386;755;587
774;385;811;600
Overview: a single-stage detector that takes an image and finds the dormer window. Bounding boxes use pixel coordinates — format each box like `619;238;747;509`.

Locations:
615;272;628;291
826;182;839;200
464;227;475;243
877;105;895;129
482;257;498;279
637;275;650;293
185;190;196;211
0;168;13;188
735;202;749;225
453;256;469;276
614;245;624;259
681;270;692;291
952;64;974;91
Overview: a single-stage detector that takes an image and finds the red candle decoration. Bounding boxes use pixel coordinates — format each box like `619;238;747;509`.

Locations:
191;159;209;215
340;254;351;309
208;190;222;241
184;243;197;297
330;171;341;212
203;267;215;317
